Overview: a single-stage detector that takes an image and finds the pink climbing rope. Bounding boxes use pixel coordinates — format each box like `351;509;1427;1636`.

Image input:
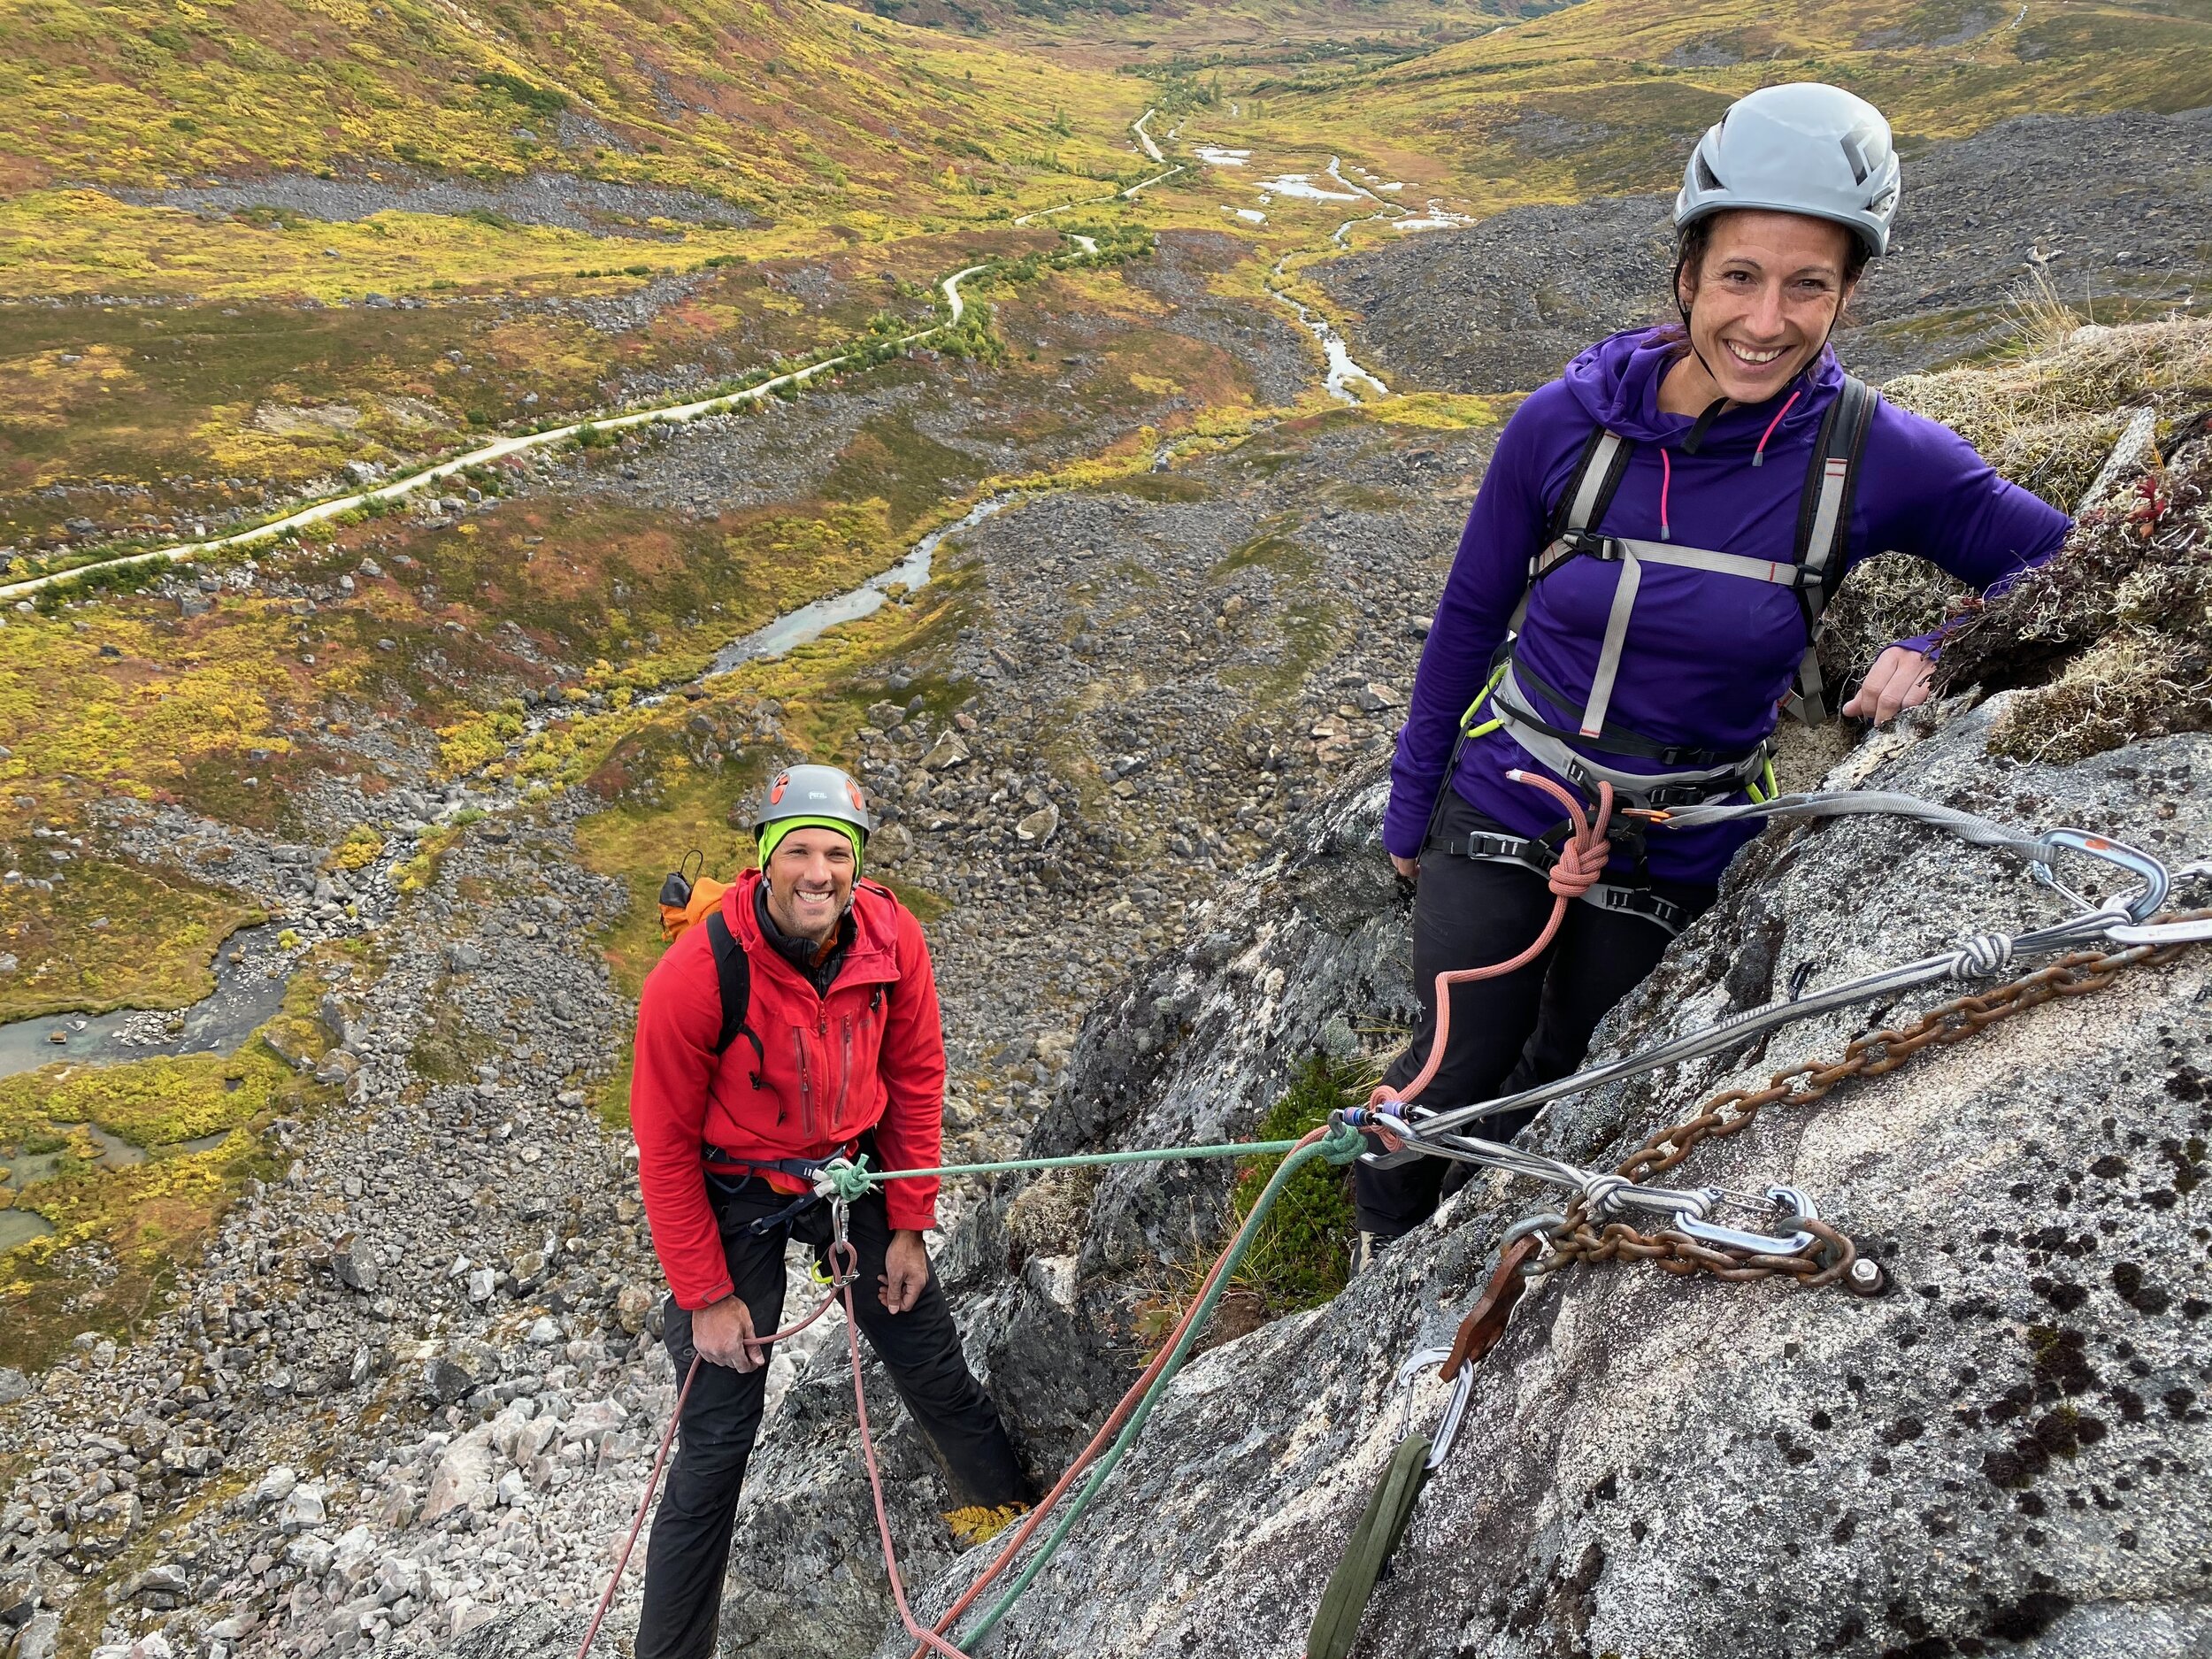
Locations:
841;1255;977;1659
1369;771;1615;1127
575;1271;852;1659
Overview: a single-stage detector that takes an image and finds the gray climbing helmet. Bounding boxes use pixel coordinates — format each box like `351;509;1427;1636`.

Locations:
752;763;874;869
1675;83;1901;257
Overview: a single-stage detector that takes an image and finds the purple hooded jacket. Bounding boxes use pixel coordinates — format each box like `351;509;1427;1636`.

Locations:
1385;329;2071;882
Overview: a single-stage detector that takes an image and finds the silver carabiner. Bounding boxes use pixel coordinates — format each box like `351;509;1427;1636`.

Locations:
1673;1185;1821;1257
1393;1346;1477;1472
2108;916;2212;946
2031;827;2170;922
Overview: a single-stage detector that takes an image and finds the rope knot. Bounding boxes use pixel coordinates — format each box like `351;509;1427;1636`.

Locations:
1547;832;1606;902
817;1156;877;1203
1954;933;2015;979
1317;1119;1368;1167
1580;1172;1632;1217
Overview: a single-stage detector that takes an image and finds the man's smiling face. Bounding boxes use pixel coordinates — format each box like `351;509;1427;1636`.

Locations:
763;826;856;947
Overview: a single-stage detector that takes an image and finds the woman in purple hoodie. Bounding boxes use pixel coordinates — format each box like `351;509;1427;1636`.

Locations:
1357;83;2071;1256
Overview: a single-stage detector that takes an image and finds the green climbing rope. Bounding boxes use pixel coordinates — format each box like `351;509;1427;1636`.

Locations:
814;1138;1324;1203
952;1122;1366;1649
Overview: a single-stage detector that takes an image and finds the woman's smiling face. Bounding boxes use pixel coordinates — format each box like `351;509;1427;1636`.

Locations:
1677;210;1858;403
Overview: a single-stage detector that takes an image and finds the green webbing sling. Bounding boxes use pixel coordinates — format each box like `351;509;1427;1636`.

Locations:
1306;1432;1434;1659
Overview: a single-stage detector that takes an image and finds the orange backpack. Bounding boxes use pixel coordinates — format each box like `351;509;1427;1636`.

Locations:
658;852;730;945
657;854;757;1067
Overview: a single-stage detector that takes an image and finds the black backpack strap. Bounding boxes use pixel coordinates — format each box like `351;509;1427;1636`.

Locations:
1786;374;1878;722
1544;426;1633;546
703;910;765;1079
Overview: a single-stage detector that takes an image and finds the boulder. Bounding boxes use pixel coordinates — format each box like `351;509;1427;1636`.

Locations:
422;1428;499;1522
922;731;971;772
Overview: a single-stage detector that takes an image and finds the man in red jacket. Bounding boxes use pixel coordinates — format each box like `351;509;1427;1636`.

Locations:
628;764;1027;1659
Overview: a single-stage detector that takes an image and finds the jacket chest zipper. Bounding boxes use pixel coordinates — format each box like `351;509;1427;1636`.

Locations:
792;1026;815;1142
833;1014;854;1129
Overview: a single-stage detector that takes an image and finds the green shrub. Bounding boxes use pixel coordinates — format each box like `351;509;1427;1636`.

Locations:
1229;1054;1367;1314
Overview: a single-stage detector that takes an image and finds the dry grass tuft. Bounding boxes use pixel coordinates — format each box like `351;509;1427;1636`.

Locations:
1886;305;2212;510
1935;411;2212;764
1985;629;2204;765
1819;311;2212;704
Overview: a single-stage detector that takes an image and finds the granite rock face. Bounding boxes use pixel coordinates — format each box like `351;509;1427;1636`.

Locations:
878;697;2212;1658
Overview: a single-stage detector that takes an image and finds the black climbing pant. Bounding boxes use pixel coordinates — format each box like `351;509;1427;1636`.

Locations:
1354;791;1717;1241
634;1171;1029;1659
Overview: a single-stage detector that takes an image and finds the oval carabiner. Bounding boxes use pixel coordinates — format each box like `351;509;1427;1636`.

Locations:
1673;1185;1821;1257
1392;1345;1479;1472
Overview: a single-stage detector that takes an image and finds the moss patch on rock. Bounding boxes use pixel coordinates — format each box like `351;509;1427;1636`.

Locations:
1228;1054;1369;1317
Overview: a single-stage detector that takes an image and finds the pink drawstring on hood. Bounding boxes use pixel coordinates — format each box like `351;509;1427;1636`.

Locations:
1658;448;1672;541
1752;389;1801;468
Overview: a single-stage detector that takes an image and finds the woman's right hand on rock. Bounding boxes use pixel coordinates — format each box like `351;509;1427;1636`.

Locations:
1391;854;1420;881
693;1294;764;1371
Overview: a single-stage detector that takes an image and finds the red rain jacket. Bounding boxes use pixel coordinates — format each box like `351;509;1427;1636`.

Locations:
630;869;947;1310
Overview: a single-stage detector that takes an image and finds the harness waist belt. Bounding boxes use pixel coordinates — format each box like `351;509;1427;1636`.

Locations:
1493;665;1770;810
1438;829;1693;935
1497;655;1755;770
700;1143;857;1183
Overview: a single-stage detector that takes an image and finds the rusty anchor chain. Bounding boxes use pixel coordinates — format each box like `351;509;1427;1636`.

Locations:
1529;926;2203;1290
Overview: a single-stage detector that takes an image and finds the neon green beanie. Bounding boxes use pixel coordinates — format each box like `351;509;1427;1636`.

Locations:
757;816;864;874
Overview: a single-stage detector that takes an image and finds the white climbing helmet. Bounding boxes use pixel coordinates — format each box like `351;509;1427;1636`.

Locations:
1675;82;1901;257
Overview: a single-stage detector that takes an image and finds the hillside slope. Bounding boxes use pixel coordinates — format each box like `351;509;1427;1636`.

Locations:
1179;0;2212;216
0;0;1134;220
1316;106;2212;393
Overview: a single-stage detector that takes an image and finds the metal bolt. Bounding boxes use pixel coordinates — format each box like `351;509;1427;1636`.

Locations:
1845;1257;1890;1297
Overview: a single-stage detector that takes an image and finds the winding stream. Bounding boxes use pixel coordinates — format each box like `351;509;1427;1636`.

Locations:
708;497;1012;675
0;921;295;1081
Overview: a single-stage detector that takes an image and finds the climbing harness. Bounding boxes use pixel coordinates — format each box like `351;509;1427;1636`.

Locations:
1500;373;1877;764
1416;377;1878;934
1424;670;1704;937
1368;794;2192;1167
